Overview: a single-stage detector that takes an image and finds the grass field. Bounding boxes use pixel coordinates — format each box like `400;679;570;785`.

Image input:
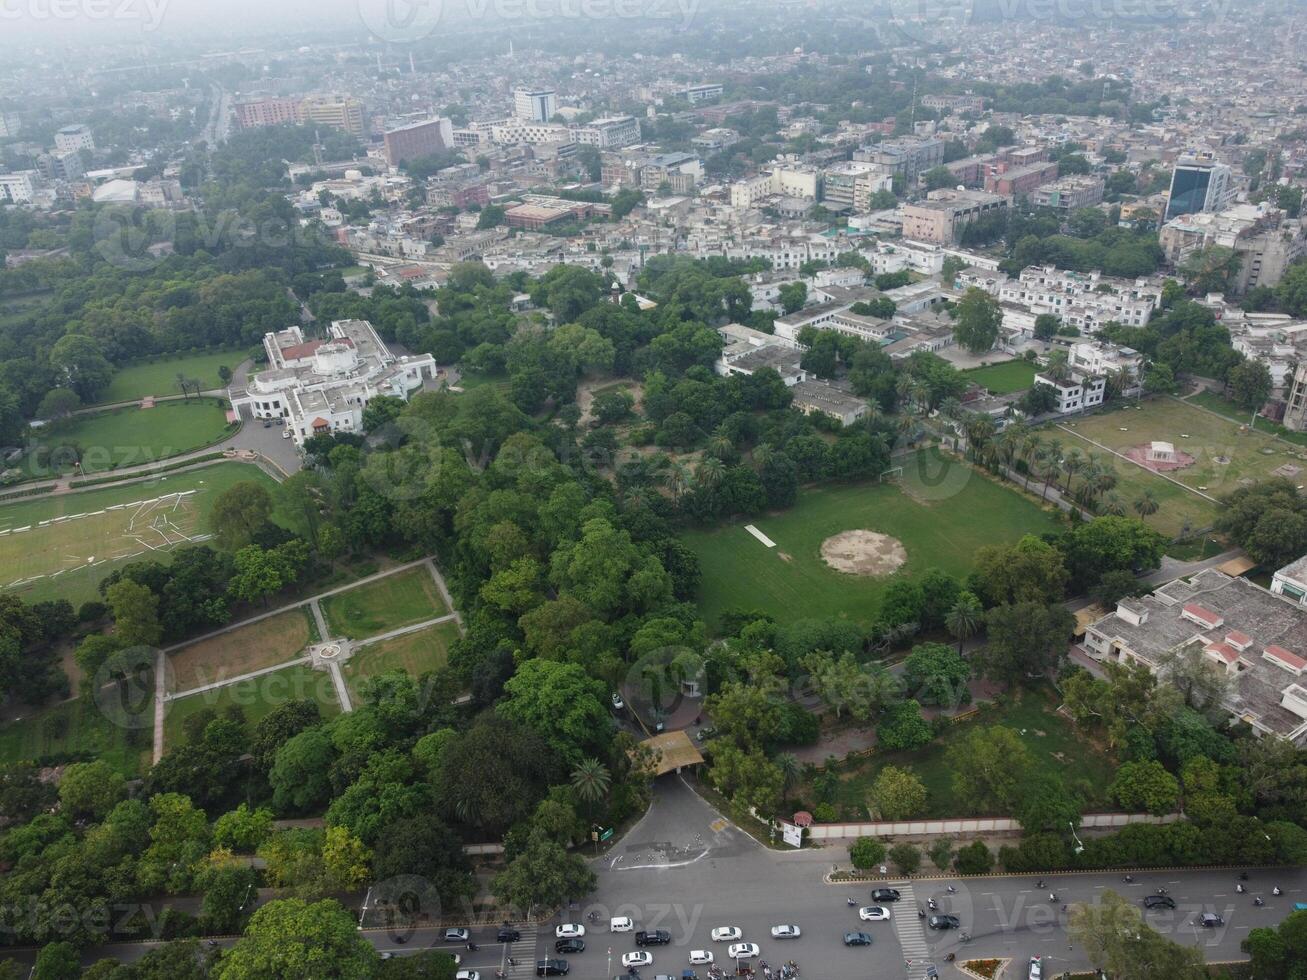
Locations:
321;566;448;640
97;351;246;405
0;461;281;605
162;662;340;750
25;398;235;477
1187;390;1307;447
0;695;153;777
962;360;1038;395
681;451;1061;629
168;607;316;694
811;686;1119;818
342;620;461;700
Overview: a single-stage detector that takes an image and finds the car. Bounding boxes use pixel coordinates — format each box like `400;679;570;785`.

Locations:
612;691;625;710
1028;956;1042;980
456;972;480;980
728;944;760;960
689;951;714;965
711;927;742;942
770;925;801;940
555;924;586;939
610;917;634;932
635;929;671;947
622;952;653;968
871;888;902;903
1197;913;1224;928
536;960;569;976
843;932;873;947
1143;895;1177;910
444;928;470;943
498;928;521;943
275;417;284;426
281;428;291;439
929;915;961;931
555;939;586;954
859;906;891;922
262;419;272;428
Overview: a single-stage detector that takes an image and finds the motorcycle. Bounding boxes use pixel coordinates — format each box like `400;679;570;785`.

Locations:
847;897;857;907
927;899;938;912
1274;886;1283;896
1254;897;1265;907
918;906;927;919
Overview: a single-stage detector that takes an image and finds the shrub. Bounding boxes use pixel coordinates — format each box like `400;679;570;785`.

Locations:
928;838;954;871
813;802;838;823
954;840;994;875
849;836;887;869
889;843;921;874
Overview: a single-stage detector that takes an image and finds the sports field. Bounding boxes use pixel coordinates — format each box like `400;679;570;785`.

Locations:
162;662;340;750
321;565;449;640
25;398;234;477
961;359;1038;395
0;462;281;605
680;451;1061;628
168;607;317;694
342;619;461;701
96;350;246;405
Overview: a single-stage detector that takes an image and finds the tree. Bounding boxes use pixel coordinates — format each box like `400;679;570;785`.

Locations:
950;726;1031;814
208;482;274;551
1178;244;1242;295
216;898;379;980
1226;358;1273;411
888;842;921;874
570;758;612;815
269;727;337;813
1033;313;1061;340
952;288;1002;353
1070;890;1206;980
499;659;610;766
213;803;276;851
982;602;1075;687
870;766;928;820
953;840;994;874
105;579;162;647
1215;478;1307;569
36;387;81;424
876;700;932;751
922;165;955;191
58;759;126;820
945;592;983;655
903;642;970;708
491;828;597;915
777;281;807;315
49;334;113;401
33;942;81;980
1242;909;1307;980
928;838;954;871
1111;760;1179;815
849;836;887;869
1015;772;1081;834
971;535;1068;606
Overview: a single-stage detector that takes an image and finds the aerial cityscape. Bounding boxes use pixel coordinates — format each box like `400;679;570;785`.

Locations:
2;0;1307;977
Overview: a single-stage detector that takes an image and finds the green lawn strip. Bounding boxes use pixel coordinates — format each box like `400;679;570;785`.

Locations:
342;619;460;701
0;695;153;777
961;360;1038;395
162;662;340;751
681;451;1060;629
97;351;246;405
1187;390;1307;447
321;566;449;640
813;687;1119;819
24;399;235;477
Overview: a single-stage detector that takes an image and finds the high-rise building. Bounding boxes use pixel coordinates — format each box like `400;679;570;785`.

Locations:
0;113;19;138
514;87;558;123
0;171;39;204
1166;151;1235;220
298;96;367;138
54;124;94;153
1284;361;1307;433
383;118;454;167
571;115;641;149
234;97;301;129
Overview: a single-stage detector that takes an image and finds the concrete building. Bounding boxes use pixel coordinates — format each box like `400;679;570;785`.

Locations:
791;381;870;426
0;113;20;138
299;96;367;138
899;189;1008;244
684;83;724;105
383;118;454;167
1285;362;1307;432
514;87;558;123
234;96;301;129
503;194;609;231
691;128;739;152
227;320;437;445
491;121;572;145
1166;151;1236;221
853;138;945;183
985;160;1059;198
0;171;38;204
1030;174;1105;214
1272;555;1307;607
1083;569;1307;743
53;124;94;153
1033;370;1106;414
37;150;83;182
998;266;1163;329
572;115;641;149
1160;204;1306;293
821;162;893;211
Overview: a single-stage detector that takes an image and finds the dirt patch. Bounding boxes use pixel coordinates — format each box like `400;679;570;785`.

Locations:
819;530;907;577
778;552;793;562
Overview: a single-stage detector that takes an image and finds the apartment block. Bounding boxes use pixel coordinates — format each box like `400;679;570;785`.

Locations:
571;115;641;149
899;189;1007;244
383;118;454;167
1030;174;1105;214
984;160;1059;198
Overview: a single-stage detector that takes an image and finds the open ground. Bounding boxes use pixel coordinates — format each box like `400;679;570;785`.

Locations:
163;662;341;748
680;451;1061;628
321;565;450;640
95;350;246;405
341;619;461;701
961;359;1038;395
0;461;281;605
167;607;318;693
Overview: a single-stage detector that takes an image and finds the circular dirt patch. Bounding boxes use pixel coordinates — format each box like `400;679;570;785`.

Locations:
820;530;907;577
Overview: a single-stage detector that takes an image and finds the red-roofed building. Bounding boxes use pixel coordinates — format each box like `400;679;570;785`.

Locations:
1181;603;1224;629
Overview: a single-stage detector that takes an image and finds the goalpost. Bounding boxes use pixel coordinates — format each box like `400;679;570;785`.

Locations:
878;466;903;484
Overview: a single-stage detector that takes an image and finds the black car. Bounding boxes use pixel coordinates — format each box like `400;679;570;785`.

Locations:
843;932;873;947
1197;913;1224;928
929;915;961;930
555;938;586;954
635;929;671;947
1143;895;1176;910
536;960;569;976
498;927;522;943
871;888;901;903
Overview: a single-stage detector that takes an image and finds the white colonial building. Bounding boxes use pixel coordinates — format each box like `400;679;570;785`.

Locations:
228;320;437;446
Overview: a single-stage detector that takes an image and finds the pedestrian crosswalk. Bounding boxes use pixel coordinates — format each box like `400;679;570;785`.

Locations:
503;924;538;978
892;882;935;980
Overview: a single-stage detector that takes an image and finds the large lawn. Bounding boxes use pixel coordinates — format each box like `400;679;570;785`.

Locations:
168;608;316;694
962;359;1038;395
1187;390;1307;447
162;662;340;751
0;694;154;777
25;398;235;477
681;451;1061;629
808;686;1119;819
343;619;461;700
321;566;449;640
97;350;246;405
0;461;281;606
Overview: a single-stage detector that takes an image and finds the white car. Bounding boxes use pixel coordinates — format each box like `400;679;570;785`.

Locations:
728;943;760;960
770;925;801;940
456;973;480;980
611;916;634;932
555;924;585;939
711;927;742;942
859;906;892;922
622;952;653;968
1029;956;1042;980
689;951;714;965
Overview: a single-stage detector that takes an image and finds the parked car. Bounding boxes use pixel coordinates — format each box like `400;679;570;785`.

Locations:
929;915;961;931
728;944;760;959
610;917;634;932
689;950;714;965
859;906;891;922
636;929;670;947
871;888;901;903
770;925;801;939
843;932;873;947
622;952;653;968
1197;913;1224;928
1143;895;1176;910
536;959;569;976
262;420;272;428
555;939;585;954
555;924;585;939
1028;956;1042;980
456;972;480;980
497;928;521;943
612;691;625;710
444;928;470;943
281;428;291;439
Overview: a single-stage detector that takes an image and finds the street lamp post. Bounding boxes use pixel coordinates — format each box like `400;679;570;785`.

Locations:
1069;822;1085;855
358;886;374;929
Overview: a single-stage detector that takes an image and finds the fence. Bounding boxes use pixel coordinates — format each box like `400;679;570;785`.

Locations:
800;811;1179;841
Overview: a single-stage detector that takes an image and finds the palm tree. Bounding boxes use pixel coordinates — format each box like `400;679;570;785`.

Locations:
1061;447;1086;493
1133;489;1159;519
752;443;774;472
775;752;801;796
695;456;724;490
1101;492;1127;516
663;462;692;501
946;593;984;655
571;758;612;814
706;434;733;462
